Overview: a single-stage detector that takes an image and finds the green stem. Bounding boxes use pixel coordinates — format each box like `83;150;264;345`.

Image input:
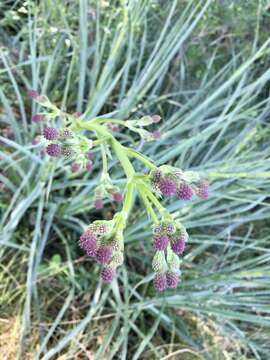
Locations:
138;188;159;224
77;121;135;179
125;148;157;170
100;142;108;175
139;183;166;216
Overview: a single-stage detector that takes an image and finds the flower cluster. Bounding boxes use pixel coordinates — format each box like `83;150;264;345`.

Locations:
29;90;210;292
151;220;186;291
42;126;94;172
150;165;209;201
78;219;124;283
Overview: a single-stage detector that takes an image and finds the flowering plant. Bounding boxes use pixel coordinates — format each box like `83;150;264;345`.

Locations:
29;90;209;291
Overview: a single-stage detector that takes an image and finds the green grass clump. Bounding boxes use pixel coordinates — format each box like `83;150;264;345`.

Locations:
1;1;270;359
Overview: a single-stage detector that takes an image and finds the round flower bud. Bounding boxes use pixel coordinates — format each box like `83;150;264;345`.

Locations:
43;127;59;141
94;199;103;210
153;273;167;292
79;230;97;255
71;163;80;173
112;192;123;203
166;271;179;289
177;183;193;200
101;267;116;283
27;89;39;99
46;144;61;157
197;180;209;200
151;115;161;123
32;137;40;145
171;237;186;255
96;246;113;264
32;114;43;123
153;235;169;251
159;177;177;197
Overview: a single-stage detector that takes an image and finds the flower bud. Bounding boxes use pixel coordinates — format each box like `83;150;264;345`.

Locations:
153;273;167;292
46;144;61;157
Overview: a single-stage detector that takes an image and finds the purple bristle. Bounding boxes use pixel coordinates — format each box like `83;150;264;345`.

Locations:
171;237;186;255
159;177;177;197
153;235;169;251
177;183;193;200
46;144;61;157
43;127;59;140
153;273;167;292
101;267;116;283
166;272;179;289
96;246;113;264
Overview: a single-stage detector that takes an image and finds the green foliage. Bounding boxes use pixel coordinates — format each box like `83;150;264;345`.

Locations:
1;1;270;359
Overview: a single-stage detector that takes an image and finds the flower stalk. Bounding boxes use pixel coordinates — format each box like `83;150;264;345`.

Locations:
29;90;209;290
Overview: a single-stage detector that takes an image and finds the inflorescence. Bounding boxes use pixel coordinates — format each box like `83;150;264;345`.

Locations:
29;89;209;291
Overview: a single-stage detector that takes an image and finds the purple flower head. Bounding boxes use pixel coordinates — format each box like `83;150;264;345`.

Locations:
197;180;209;200
32;137;40;145
112;192;123;203
43;127;59;141
101;267;116;283
86;160;93;172
151;115;161;124
152;130;161;140
27;89;39;99
166;272;179;289
159;177;177;197
94;199;103;210
46;144;61;157
96;246;113;264
71;163;81;173
177;183;193;201
32;114;43;123
171;236;186;255
79;230;97;256
74;111;82;118
153;235;169;251
153;273;167;292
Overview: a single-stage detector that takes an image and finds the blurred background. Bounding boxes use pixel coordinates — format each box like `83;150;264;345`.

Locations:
1;1;270;359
